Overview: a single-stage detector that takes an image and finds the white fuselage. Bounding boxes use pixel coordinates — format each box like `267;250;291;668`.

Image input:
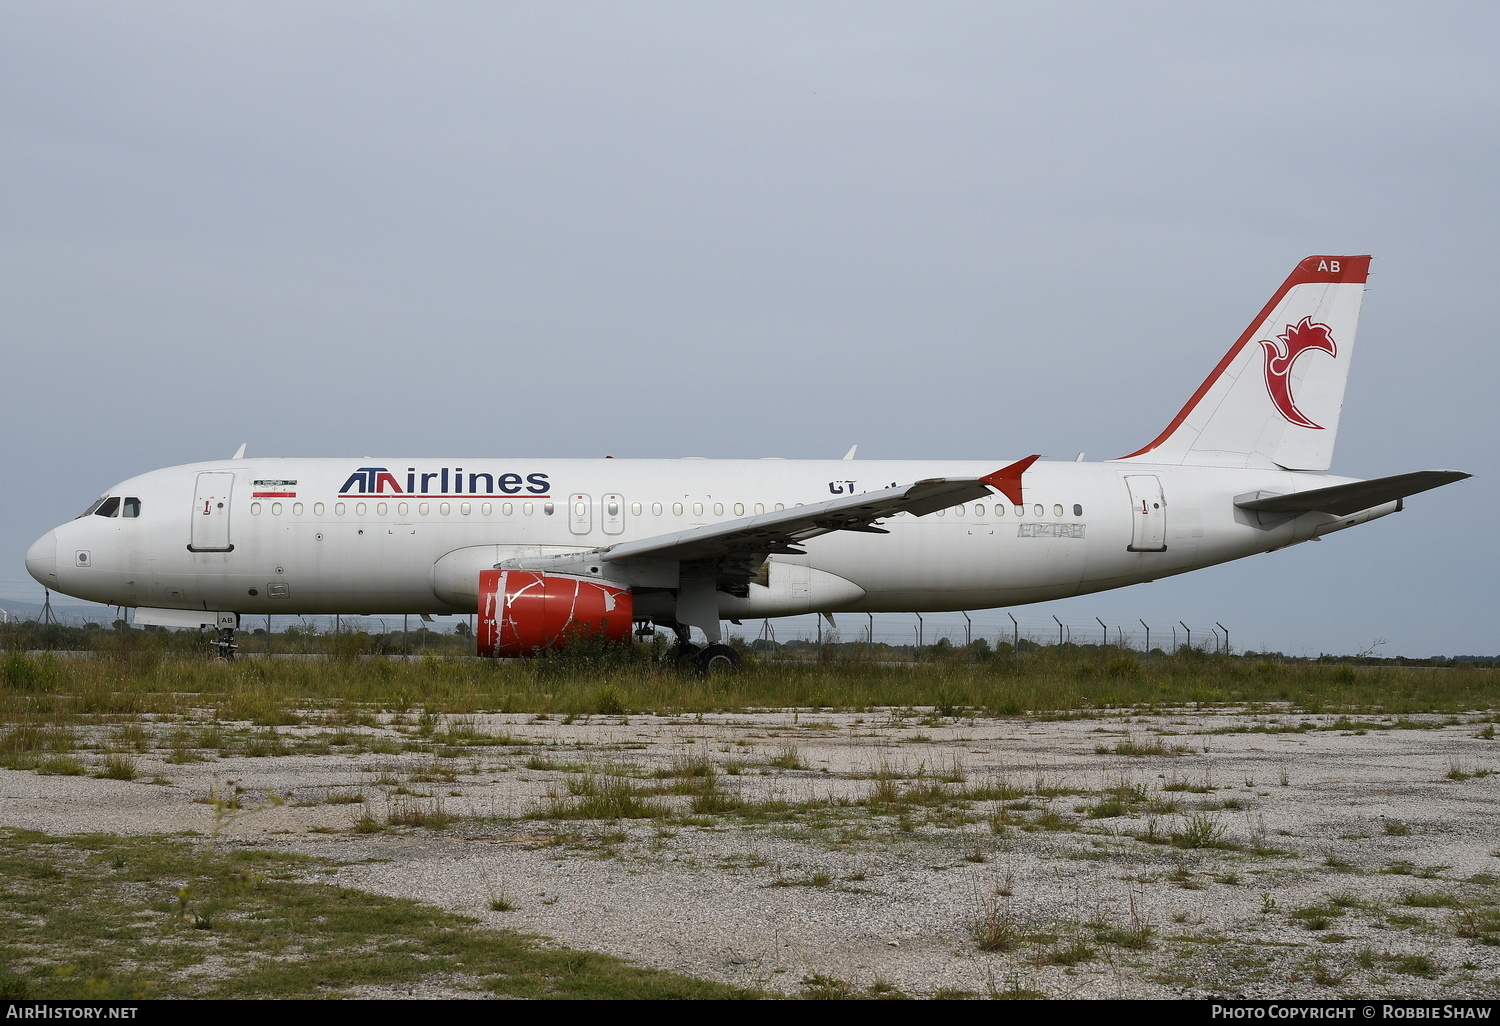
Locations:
25;456;1388;622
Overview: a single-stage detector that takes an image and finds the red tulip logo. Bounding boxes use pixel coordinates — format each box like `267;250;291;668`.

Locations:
1259;317;1337;429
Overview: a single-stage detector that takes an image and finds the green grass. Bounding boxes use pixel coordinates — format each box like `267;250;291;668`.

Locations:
1;646;1496;726
0;829;758;999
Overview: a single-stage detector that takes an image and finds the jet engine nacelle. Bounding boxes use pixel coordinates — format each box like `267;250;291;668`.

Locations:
476;569;633;657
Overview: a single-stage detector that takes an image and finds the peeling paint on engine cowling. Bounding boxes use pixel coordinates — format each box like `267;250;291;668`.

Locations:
477;569;633;657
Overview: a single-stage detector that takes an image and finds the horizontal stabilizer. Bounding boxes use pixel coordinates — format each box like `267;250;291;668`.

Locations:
1234;470;1470;517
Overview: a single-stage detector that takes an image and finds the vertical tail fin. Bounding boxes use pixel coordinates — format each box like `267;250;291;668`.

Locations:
1119;256;1370;471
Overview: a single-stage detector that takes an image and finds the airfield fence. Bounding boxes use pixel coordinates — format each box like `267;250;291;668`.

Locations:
1;598;1237;662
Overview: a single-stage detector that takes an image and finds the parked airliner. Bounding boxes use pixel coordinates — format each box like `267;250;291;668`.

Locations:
25;256;1468;671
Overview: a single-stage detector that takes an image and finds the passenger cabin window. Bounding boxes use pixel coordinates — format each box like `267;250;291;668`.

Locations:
1054;504;1064;518
1074;504;1083;516
94;496;121;518
122;497;141;518
995;504;1005;516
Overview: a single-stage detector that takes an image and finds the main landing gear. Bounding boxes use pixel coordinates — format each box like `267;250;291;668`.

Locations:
660;621;742;675
694;644;740;675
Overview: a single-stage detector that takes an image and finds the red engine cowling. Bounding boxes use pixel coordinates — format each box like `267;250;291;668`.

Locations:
476;569;633;657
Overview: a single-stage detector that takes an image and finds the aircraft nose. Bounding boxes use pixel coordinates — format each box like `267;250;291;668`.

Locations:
25;530;58;588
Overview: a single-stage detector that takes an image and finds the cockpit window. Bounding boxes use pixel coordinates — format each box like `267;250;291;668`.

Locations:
78;496;108;518
94;496;121;518
122;497;141;518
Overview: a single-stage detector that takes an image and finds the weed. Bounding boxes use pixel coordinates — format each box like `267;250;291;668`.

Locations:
1403;890;1461;908
1087;783;1147;819
973;900;1018;951
1383;819;1412;836
1309;954;1347;986
1455;905;1500;944
866;978;907;999
36;755;85;776
1105;737;1189;757
386;797;451;830
531;771;660;821
800;974;853;999
1168;865;1201;890
1172;813;1228;849
1388;953;1440;978
97;754;137;781
768;745;805;770
1043;937;1095;966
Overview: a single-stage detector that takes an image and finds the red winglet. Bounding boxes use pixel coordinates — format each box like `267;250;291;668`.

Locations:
980;455;1040;506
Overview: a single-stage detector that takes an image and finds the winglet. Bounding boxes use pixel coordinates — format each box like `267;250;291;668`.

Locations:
231;443;247;460
980;455;1041;506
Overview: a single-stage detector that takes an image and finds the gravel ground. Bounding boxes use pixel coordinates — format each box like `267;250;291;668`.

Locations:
3;707;1498;999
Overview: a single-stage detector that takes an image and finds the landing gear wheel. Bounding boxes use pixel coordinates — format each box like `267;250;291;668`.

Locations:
670;643;701;669
695;644;741;676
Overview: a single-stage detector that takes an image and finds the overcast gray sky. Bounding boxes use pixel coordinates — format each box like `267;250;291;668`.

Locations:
2;2;1495;656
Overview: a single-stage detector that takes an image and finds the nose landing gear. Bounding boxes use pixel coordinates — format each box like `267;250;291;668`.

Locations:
214;612;239;661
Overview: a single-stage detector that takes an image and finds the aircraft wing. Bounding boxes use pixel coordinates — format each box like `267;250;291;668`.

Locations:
497;456;1040;581
604;477;987;565
1234;470;1470;518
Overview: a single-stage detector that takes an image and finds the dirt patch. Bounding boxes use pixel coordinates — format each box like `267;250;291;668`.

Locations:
3;707;1498;998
